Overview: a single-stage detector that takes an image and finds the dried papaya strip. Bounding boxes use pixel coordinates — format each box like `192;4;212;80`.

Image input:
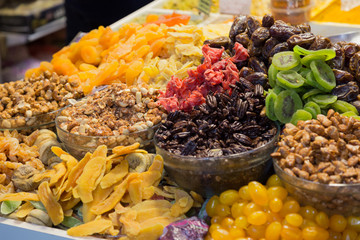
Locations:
82;184;114;223
112;143;140;156
128;179;142;204
49;162;67;187
67;218;113;237
0;192;39;202
100;160;128;189
65;152;92;192
60;197;81;211
14;202;34;218
38;181;64;225
74;156;107;203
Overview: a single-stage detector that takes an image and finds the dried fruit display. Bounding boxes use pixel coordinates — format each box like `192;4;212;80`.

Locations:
0;144;202;240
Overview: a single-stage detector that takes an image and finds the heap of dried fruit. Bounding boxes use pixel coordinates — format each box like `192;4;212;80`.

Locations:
156;80;276;157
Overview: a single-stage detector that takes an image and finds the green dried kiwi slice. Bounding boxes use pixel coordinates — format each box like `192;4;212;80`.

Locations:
277;70;305;88
301;54;327;67
299;68;311;78
290;63;302;72
342;111;360;120
305;71;319;88
293;45;336;60
310;94;337;107
331;100;359;115
268;64;278;88
304;101;321;118
290;109;313;126
274;90;303;124
302;89;324;100
310;59;336;92
265;90;278;121
272;51;301;71
273;85;284;95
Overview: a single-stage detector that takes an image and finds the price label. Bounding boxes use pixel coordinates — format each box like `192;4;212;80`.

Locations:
219;0;251;15
198;0;212;16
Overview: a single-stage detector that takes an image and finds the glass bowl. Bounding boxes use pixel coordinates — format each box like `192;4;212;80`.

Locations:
154;124;280;197
273;159;360;216
56;108;158;159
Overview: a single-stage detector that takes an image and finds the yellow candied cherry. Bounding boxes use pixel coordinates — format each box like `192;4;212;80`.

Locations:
285;213;303;227
211;228;230;240
342;228;358;240
279;200;300;216
243;202;262;216
280;224;302;240
211;216;224;225
209;224;221;235
330;215;347;233
301;219;319;228
215;203;231;217
265;221;282;240
269;198;283;213
329;230;342;240
267;186;288;200
221;217;235;230
267;211;283;223
302;226;329;240
315;211;330;229
248;181;268;206
234;216;248;229
247;211;267;225
299;206;318;220
231;201;247;218
246;224;266;239
266;174;283;187
207;196;220;217
229;226;246;238
239;186;252;201
220;189;239;206
348;216;360;232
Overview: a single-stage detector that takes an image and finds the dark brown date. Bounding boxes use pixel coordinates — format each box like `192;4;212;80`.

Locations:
331;81;359;102
344;43;360;60
251;27;270;46
262;14;275;28
333;69;354;85
269;42;289;57
246;16;261;37
328;43;345;70
262;37;280;59
248;41;262;57
239;67;255;78
235;33;250;48
296;23;311;33
287;32;315;49
248;57;267;74
269;20;301;41
204;36;231;49
246;72;268;86
229;15;247;41
309;36;331;50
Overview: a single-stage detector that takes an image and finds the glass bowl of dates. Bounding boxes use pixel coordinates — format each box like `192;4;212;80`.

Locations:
56;83;166;159
272;110;360;216
0;72;84;132
155;91;280;197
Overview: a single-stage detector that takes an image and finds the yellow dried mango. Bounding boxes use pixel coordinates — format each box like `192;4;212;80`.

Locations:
92;145;107;158
51;146;69;157
73;156;107;203
139;171;162;189
49;162;67;187
38;181;64;225
0;192;39;202
128;179;142;204
148;155;164;173
60;197;81;211
67;218;113;237
100;160;128;189
170;189;193;218
65;152;92;192
14;202;34;218
142;186;155;200
112;143;140;156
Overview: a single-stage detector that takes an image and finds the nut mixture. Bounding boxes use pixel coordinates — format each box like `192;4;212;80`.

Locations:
57;83;167;153
0;71;84;129
156;80;277;157
272;109;360;184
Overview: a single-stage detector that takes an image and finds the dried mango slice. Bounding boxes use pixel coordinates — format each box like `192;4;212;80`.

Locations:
65;152;92;192
14;202;34;218
92;145;108;159
139;171;162;189
49;162;67;187
100;160;128;189
73;156;107;203
142;186;155;200
170;189;193;218
128;179;142;204
108;211;120;227
112;143;140;156
0;192;39;202
51;146;69;157
61;197;81;211
67;218;113;237
134;208;171;223
33;169;56;182
115;202;129;214
38;181;64;225
148;155;164;173
154;187;175;199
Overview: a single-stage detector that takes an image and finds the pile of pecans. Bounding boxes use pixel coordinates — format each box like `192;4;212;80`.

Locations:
0;71;84;129
56;83;166;156
155;80;277;157
273;109;360;184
